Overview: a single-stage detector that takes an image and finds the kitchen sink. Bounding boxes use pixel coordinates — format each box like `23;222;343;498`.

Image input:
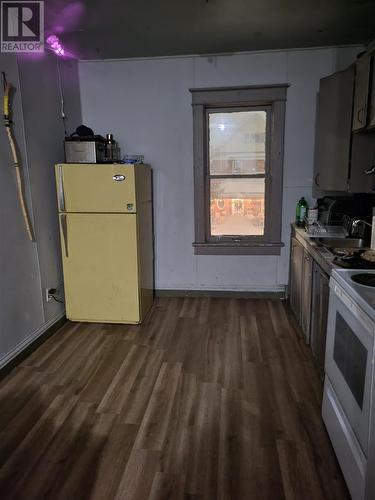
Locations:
318;238;368;249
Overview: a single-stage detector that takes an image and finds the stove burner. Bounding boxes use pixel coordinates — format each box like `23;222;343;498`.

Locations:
332;248;351;257
334;253;375;269
351;273;375;287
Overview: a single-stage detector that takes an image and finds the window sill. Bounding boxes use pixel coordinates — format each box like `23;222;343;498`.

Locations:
193;242;284;255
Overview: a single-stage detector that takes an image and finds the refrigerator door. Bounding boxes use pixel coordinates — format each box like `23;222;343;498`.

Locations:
56;164;136;213
59;213;140;323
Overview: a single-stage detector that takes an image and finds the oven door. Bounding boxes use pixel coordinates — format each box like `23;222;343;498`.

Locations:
325;280;374;455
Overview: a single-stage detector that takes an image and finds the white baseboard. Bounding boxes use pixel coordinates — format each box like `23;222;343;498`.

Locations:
0;312;65;370
155;284;286;293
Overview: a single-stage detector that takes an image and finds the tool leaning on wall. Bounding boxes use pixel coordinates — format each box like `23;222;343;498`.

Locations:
2;71;34;241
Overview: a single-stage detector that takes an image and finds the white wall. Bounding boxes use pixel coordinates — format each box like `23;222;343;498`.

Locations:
0;52;81;367
0;54;44;359
79;46;361;292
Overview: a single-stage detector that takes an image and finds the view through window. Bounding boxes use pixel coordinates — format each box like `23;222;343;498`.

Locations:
208;110;267;237
190;84;286;255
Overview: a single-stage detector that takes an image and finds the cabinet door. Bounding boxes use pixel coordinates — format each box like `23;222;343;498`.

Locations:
289;238;303;325
301;250;313;344
310;263;330;379
368;55;375;129
60;213;140;323
352;55;371;131
349;132;375;193
314;66;354;192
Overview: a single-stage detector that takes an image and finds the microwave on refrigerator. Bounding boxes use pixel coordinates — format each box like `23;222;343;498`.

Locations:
64;137;106;163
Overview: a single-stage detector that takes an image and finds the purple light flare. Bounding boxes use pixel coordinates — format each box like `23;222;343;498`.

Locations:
46;34;65;56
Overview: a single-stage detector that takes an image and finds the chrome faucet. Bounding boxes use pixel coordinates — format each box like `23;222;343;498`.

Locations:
352;219;373;229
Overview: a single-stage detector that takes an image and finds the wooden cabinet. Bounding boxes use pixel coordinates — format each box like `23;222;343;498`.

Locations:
290;240;313;343
301;250;313;344
289;231;330;380
368;55;375;129
349;132;375;193
352;54;372;131
350;52;375;192
314;60;375;195
314;66;354;192
310;262;330;379
290;238;303;324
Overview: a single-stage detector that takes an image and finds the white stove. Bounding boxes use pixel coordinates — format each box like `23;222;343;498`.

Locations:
331;269;375;322
322;268;375;500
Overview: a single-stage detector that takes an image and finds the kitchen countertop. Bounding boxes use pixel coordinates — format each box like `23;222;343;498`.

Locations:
291;223;338;276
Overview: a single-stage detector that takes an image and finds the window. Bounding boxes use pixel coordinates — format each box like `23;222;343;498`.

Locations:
190;85;288;255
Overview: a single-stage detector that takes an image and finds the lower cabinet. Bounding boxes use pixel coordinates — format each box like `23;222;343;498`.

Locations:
289;234;330;380
301;250;313;343
290;238;304;323
310;262;330;379
290;239;313;343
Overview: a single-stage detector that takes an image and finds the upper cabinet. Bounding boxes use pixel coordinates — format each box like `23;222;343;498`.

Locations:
352;54;371;131
349;133;375;192
368;56;375;129
314;50;375;195
314;65;354;192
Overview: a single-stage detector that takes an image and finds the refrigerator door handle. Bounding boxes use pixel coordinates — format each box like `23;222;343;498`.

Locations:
58;165;66;211
113;174;126;181
60;214;69;257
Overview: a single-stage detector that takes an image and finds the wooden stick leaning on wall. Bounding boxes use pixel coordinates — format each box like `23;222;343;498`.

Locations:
3;75;34;241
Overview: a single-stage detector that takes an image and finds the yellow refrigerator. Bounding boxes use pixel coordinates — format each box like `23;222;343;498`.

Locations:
55;163;154;324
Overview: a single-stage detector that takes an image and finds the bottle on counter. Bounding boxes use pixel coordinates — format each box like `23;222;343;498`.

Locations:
105;133;120;162
296;197;308;227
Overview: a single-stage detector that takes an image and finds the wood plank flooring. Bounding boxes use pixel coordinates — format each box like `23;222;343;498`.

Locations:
0;298;349;499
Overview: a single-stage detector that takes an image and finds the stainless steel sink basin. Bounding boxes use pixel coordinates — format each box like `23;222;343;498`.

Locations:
318;238;368;249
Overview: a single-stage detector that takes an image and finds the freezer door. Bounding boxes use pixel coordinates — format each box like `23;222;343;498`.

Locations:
55;164;136;213
59;213;140;323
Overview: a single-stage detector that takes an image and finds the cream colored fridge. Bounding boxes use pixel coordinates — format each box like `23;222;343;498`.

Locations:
55;163;154;324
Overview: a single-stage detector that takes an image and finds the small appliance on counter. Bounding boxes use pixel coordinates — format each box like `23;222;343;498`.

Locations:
64;125;122;164
64;135;106;163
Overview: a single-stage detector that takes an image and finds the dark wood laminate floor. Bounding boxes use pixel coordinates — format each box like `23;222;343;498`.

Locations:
0;298;349;500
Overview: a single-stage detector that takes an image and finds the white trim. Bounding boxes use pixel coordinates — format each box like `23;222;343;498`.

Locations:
78;44;363;64
0;313;65;369
155;284;286;293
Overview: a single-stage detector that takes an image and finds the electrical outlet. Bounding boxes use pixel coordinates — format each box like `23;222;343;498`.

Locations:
45;288;57;302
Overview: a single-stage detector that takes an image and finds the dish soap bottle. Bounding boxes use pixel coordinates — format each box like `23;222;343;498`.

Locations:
296;197;308;227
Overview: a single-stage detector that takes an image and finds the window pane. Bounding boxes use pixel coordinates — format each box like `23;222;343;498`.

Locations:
210;178;265;236
209;111;266;175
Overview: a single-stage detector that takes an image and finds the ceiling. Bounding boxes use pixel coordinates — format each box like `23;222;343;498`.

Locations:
45;0;375;60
